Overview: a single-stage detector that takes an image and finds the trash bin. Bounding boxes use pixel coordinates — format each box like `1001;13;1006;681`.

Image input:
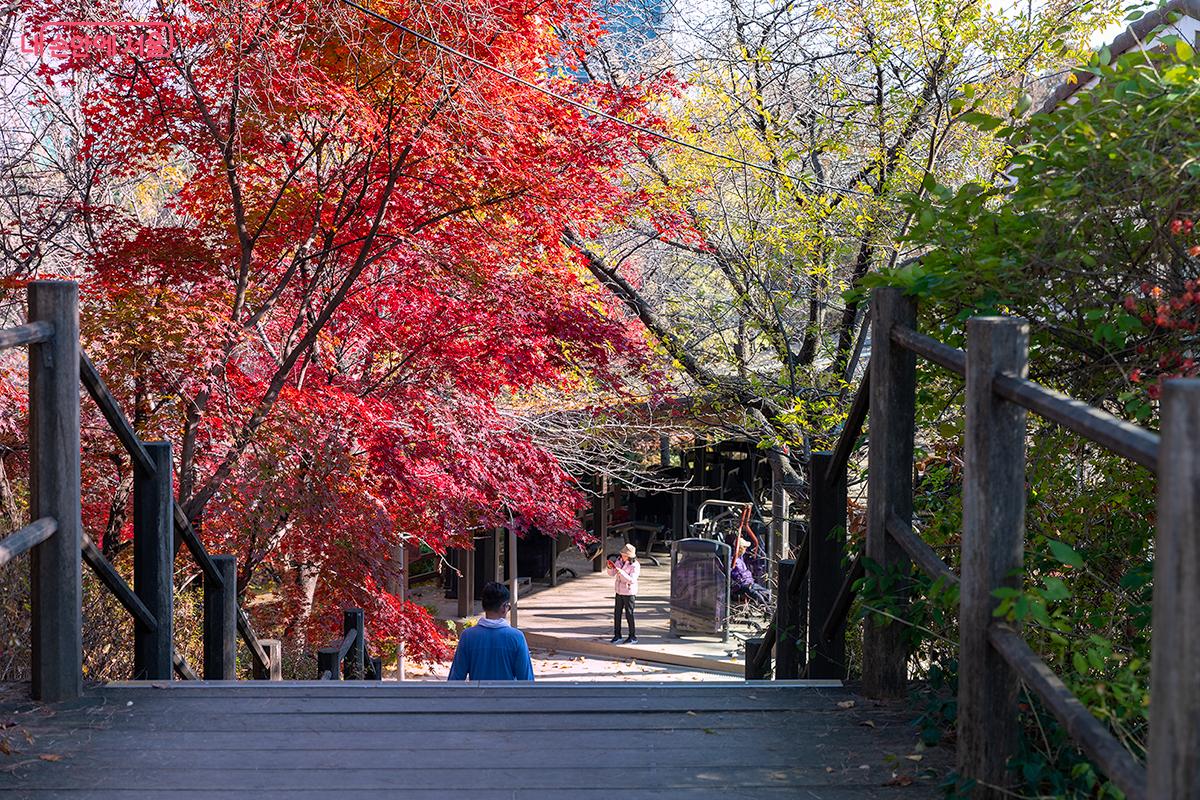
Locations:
669;538;731;641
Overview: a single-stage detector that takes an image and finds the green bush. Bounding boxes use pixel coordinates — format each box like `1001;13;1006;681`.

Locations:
858;37;1200;799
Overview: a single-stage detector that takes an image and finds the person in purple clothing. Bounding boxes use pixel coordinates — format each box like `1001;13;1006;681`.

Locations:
731;538;770;605
448;582;534;681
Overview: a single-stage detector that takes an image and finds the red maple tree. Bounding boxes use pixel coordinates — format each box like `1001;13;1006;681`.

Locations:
6;0;673;658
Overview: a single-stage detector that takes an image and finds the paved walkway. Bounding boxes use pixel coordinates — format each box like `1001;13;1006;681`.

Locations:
516;557;748;675
413;535;759;675
0;681;949;798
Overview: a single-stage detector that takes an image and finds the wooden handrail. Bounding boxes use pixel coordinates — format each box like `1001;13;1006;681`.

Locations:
989;623;1147;800
842;292;1168;796
992;373;1158;473
173;502;225;590
824;371;869;490
885;513;958;586
820;552;863;646
7;282;288;696
81;534;158;632
748;535;809;675
172;649;198;680
79;352;155;475
336;626;358;663
0;517;57;568
237;608;271;672
891;324;967;375
0;320;53;350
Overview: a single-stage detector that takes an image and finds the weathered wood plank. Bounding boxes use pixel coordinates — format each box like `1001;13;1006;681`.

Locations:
1148;379;1200;799
0;319;52;349
991;373;1157;473
78;352;154;475
28;281;82;703
809;451;848;679
64;692;854;713
173;502;224;588
341;609;364;679
989;623;1145;800
958;316;1028;799
253;639;282;681
0;517;56;568
15;722;918;751
2;746;813;770
775;558;800;679
886;513;957;586
237;608;271;673
864;287;916;699
133;441;173;680
7;790;910;800
0;765;914;791
81;534;157;632
203;556;237;680
890;324;966;376
26;709;853;733
824;371;869;490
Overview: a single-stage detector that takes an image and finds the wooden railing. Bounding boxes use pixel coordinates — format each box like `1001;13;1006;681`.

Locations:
0;280;279;699
760;286;1196;798
316;609;382;681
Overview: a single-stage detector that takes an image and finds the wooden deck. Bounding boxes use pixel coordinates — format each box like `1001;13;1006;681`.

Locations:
0;681;947;798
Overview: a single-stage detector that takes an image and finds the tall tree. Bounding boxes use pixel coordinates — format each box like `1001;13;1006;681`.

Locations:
568;0;1121;472
1;0;671;656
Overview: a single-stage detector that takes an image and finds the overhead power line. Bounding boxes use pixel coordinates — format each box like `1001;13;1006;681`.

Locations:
335;0;874;198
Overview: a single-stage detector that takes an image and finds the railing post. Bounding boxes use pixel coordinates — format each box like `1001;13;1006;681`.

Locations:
254;639;282;680
342;608;365;680
958;316;1028;798
133;441;173;680
1149;379;1200;798
317;647;339;679
592;476;608;573
864;287;916;699
745;637;769;680
775;559;801;679
456;548;472;617
808;451;848;679
770;460;790;586
203;555;237;679
28;280;81;702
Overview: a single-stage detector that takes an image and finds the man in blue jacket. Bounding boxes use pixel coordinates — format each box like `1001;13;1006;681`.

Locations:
447;581;535;681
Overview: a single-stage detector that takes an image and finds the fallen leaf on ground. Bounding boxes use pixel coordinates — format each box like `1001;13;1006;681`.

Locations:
837;700;856;709
904;754;923;761
685;711;697;716
884;775;915;787
860;720;876;728
38;754;62;762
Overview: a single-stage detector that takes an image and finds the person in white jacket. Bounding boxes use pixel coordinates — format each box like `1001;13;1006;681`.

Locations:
607;543;641;644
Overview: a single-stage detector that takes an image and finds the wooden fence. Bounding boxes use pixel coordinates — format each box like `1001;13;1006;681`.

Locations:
316;608;383;680
0;280;286;698
757;286;1198;798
